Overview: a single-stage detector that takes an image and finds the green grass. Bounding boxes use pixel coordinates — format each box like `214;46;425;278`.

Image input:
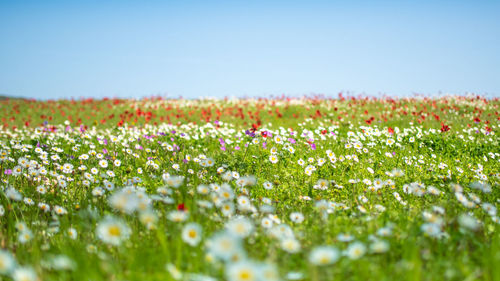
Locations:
0;95;499;281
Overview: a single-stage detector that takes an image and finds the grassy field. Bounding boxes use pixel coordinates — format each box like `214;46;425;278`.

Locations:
0;95;499;281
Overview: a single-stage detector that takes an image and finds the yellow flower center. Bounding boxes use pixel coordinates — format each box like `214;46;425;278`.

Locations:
320;256;329;264
239;270;252;280
108;225;121;237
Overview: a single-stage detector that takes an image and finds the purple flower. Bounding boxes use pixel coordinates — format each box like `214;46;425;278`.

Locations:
245;130;256;138
288;138;296;144
5;169;12;175
310;143;316;150
235;146;240;150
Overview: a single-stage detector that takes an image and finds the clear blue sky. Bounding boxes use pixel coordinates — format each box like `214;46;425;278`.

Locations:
1;0;499;99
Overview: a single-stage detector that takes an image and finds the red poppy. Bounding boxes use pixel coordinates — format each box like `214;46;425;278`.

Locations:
440;123;450;132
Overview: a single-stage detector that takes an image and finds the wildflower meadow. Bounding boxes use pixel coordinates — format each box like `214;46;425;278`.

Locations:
0;95;499;281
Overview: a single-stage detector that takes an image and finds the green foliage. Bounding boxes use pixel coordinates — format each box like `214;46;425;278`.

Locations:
0;96;498;281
